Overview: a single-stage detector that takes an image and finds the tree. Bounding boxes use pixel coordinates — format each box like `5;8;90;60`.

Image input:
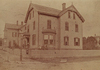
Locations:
83;36;97;50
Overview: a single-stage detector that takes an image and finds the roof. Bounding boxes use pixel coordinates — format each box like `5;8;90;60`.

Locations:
25;3;85;23
5;23;24;30
32;4;61;16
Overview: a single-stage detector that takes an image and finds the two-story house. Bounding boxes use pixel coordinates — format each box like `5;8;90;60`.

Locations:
19;3;85;50
4;21;24;48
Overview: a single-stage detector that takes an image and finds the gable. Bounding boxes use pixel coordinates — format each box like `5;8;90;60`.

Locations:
59;5;85;22
24;3;61;23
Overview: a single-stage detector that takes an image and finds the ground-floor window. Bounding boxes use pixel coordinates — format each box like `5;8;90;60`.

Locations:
74;38;80;46
64;36;69;45
44;34;54;45
44;35;48;44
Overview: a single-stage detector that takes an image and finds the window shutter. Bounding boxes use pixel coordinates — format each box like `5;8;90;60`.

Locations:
64;37;65;45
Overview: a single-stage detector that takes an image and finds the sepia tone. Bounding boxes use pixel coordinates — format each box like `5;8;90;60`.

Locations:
0;0;100;70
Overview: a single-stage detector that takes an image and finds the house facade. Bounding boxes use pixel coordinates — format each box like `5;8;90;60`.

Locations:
4;3;85;50
4;22;24;48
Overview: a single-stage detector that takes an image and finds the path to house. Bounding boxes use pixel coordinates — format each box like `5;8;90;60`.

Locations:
0;47;100;70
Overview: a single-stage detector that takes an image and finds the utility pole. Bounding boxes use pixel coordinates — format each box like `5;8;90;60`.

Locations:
20;46;22;61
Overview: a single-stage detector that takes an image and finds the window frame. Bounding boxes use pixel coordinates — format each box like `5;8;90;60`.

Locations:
32;34;36;45
47;20;51;29
65;22;69;31
75;24;78;32
74;38;80;46
64;36;69;46
33;21;35;30
73;13;75;19
68;11;70;18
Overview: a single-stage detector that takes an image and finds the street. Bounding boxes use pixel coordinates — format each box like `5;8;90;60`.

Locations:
0;48;100;70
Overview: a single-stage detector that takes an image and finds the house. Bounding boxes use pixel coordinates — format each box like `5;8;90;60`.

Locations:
0;38;2;46
4;3;85;50
4;21;24;48
94;35;100;48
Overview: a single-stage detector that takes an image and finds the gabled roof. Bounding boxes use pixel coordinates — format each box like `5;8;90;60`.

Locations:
58;5;85;22
24;3;61;23
24;3;85;23
5;23;23;30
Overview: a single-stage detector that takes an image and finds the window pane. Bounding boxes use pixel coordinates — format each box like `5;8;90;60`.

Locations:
44;35;48;39
65;22;69;31
44;40;48;44
50;40;53;44
50;35;53;39
47;20;51;29
76;38;78;42
68;12;70;18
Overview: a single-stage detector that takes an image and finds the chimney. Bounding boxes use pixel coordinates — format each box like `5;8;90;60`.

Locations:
62;3;66;10
16;21;18;25
21;21;23;25
94;34;96;37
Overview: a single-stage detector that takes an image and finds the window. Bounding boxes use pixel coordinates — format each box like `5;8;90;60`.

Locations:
68;12;70;18
47;20;51;29
50;35;53;44
44;35;48;44
73;13;75;19
75;24;78;32
33;11;34;17
65;22;69;31
32;34;36;45
13;40;15;46
15;33;17;37
64;37;69;45
33;21;35;30
27;25;29;33
74;38;80;46
12;32;14;37
12;32;16;37
29;13;31;20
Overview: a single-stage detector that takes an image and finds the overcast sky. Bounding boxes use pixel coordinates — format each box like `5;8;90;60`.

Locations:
0;0;100;38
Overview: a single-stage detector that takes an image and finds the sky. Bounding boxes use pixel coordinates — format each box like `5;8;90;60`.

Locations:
0;0;100;38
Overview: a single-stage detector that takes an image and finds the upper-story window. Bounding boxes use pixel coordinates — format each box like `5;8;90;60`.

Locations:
47;20;51;29
68;11;70;18
27;25;29;33
15;32;17;37
12;32;14;37
33;21;35;30
73;13;75;19
65;22;69;31
33;11;34;17
29;13;31;20
64;36;69;45
75;24;78;32
74;38;80;46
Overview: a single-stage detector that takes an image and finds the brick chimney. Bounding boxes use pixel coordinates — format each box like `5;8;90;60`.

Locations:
62;3;66;10
16;20;18;25
21;21;23;25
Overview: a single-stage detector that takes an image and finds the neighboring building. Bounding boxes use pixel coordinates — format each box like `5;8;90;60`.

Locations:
4;3;85;50
4;22;24;48
94;35;100;47
0;38;2;46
